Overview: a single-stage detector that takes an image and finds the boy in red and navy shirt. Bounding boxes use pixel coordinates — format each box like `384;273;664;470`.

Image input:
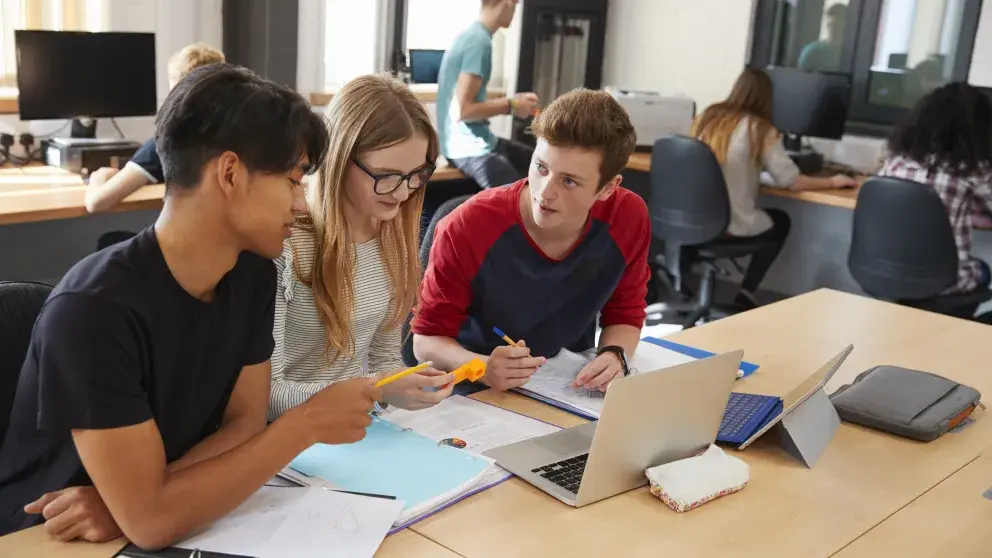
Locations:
412;88;649;393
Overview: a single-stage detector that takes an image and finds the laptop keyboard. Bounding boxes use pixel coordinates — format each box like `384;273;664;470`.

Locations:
720;392;769;439
532;454;588;494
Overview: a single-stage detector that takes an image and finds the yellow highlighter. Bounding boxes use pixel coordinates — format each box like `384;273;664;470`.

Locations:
375;361;432;388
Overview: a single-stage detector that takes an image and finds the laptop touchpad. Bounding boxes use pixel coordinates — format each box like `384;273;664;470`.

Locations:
540;424;596;455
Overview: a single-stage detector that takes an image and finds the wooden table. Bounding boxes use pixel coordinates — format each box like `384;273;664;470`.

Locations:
2;289;987;556
0;523;459;557
0;164;467;226
409;289;992;557
0;165;164;226
835;447;992;557
625;152;860;210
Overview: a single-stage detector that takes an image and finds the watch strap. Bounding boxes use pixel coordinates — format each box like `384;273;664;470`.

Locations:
596;345;630;376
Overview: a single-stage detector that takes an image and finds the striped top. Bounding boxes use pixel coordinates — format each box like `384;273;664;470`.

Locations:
268;227;403;420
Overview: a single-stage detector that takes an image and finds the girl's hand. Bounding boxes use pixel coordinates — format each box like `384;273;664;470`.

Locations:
379;368;455;410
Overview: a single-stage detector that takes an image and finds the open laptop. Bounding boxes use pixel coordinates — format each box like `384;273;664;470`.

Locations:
483;350;742;507
717;345;853;448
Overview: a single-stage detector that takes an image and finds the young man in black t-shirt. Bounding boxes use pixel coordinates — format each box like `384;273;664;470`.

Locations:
0;64;381;548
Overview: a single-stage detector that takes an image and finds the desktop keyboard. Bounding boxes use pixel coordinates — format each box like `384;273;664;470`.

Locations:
718;392;781;445
532;454;588;494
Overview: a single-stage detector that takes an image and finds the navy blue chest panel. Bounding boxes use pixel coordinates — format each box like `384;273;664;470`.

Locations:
461;221;625;357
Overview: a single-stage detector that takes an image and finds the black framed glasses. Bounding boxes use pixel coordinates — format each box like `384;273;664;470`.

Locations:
351;158;436;195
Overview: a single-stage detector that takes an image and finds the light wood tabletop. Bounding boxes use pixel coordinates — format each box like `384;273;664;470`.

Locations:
625;151;861;210
0;165;164;226
0;523;460;557
1;289;987;556
835;452;992;557
0;164;467;226
408;289;992;557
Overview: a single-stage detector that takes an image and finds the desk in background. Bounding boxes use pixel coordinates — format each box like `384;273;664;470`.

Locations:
0;142;861;228
0;165;163;226
624;152;860;210
0;164;467;227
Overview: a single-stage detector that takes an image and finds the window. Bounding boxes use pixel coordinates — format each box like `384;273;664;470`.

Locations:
0;0;105;92
750;0;984;135
861;0;971;109
404;0;478;51
323;0;384;89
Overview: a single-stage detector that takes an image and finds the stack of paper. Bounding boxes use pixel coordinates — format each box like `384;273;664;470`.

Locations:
288;396;560;530
383;395;561;526
290;415;493;528
515;339;752;420
177;486;404;558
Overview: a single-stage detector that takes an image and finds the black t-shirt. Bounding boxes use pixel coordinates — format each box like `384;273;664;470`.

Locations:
0;227;276;535
127;138;164;183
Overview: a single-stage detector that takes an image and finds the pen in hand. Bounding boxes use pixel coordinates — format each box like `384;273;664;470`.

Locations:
492;326;520;347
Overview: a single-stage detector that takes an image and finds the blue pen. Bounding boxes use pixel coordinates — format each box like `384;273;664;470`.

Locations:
492;326;520;347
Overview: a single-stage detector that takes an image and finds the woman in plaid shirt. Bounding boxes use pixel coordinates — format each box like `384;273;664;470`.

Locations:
878;83;992;295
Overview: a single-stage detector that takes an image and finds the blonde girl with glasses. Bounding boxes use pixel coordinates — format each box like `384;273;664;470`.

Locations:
268;74;454;420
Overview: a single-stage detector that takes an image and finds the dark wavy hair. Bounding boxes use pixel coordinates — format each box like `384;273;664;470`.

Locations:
887;82;992;178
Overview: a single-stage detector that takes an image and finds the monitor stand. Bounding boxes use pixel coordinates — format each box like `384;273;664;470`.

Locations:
71;117;97;139
783;133;824;175
53;116;131;148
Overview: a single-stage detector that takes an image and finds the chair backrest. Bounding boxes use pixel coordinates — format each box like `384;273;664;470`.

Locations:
649;135;731;246
848;177;958;300
402;194;474;366
419;194;473;271
0;281;52;447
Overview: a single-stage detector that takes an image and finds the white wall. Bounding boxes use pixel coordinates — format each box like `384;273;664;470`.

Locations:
602;0;756;112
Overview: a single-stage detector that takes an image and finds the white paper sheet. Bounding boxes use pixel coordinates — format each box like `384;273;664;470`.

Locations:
384;395;561;454
517;342;716;419
177;486;404;558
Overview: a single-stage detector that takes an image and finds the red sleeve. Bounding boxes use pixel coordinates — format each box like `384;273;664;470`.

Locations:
411;187;517;337
599;190;650;329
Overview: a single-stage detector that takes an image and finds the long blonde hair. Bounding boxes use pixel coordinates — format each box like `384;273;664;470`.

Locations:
297;74;438;360
692;68;776;165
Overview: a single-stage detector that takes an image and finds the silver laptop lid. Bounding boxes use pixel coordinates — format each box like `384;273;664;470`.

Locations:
575;349;743;505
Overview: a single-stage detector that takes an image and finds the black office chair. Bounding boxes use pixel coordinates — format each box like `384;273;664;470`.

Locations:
644;135;778;328
848;177;992;319
0;281;52;448
401;194;474;366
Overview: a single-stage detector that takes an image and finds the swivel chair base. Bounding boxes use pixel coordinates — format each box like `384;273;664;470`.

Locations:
645;259;738;329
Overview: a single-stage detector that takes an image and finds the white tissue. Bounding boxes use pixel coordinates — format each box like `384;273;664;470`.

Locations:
645;444;749;512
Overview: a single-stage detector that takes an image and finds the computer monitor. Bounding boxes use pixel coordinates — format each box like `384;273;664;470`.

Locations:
766;67;852;174
15;30;157;137
409;49;444;84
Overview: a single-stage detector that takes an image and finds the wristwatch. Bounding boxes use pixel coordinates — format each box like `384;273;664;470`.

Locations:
596;345;630;377
506;97;516;115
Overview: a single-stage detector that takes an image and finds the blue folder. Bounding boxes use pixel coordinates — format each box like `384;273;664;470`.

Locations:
289;417;492;513
642;337;760;377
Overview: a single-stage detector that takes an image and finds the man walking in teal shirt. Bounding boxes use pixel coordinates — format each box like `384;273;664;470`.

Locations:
436;0;540;188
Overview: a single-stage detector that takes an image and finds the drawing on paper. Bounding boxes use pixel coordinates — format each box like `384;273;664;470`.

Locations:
332;504;360;533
